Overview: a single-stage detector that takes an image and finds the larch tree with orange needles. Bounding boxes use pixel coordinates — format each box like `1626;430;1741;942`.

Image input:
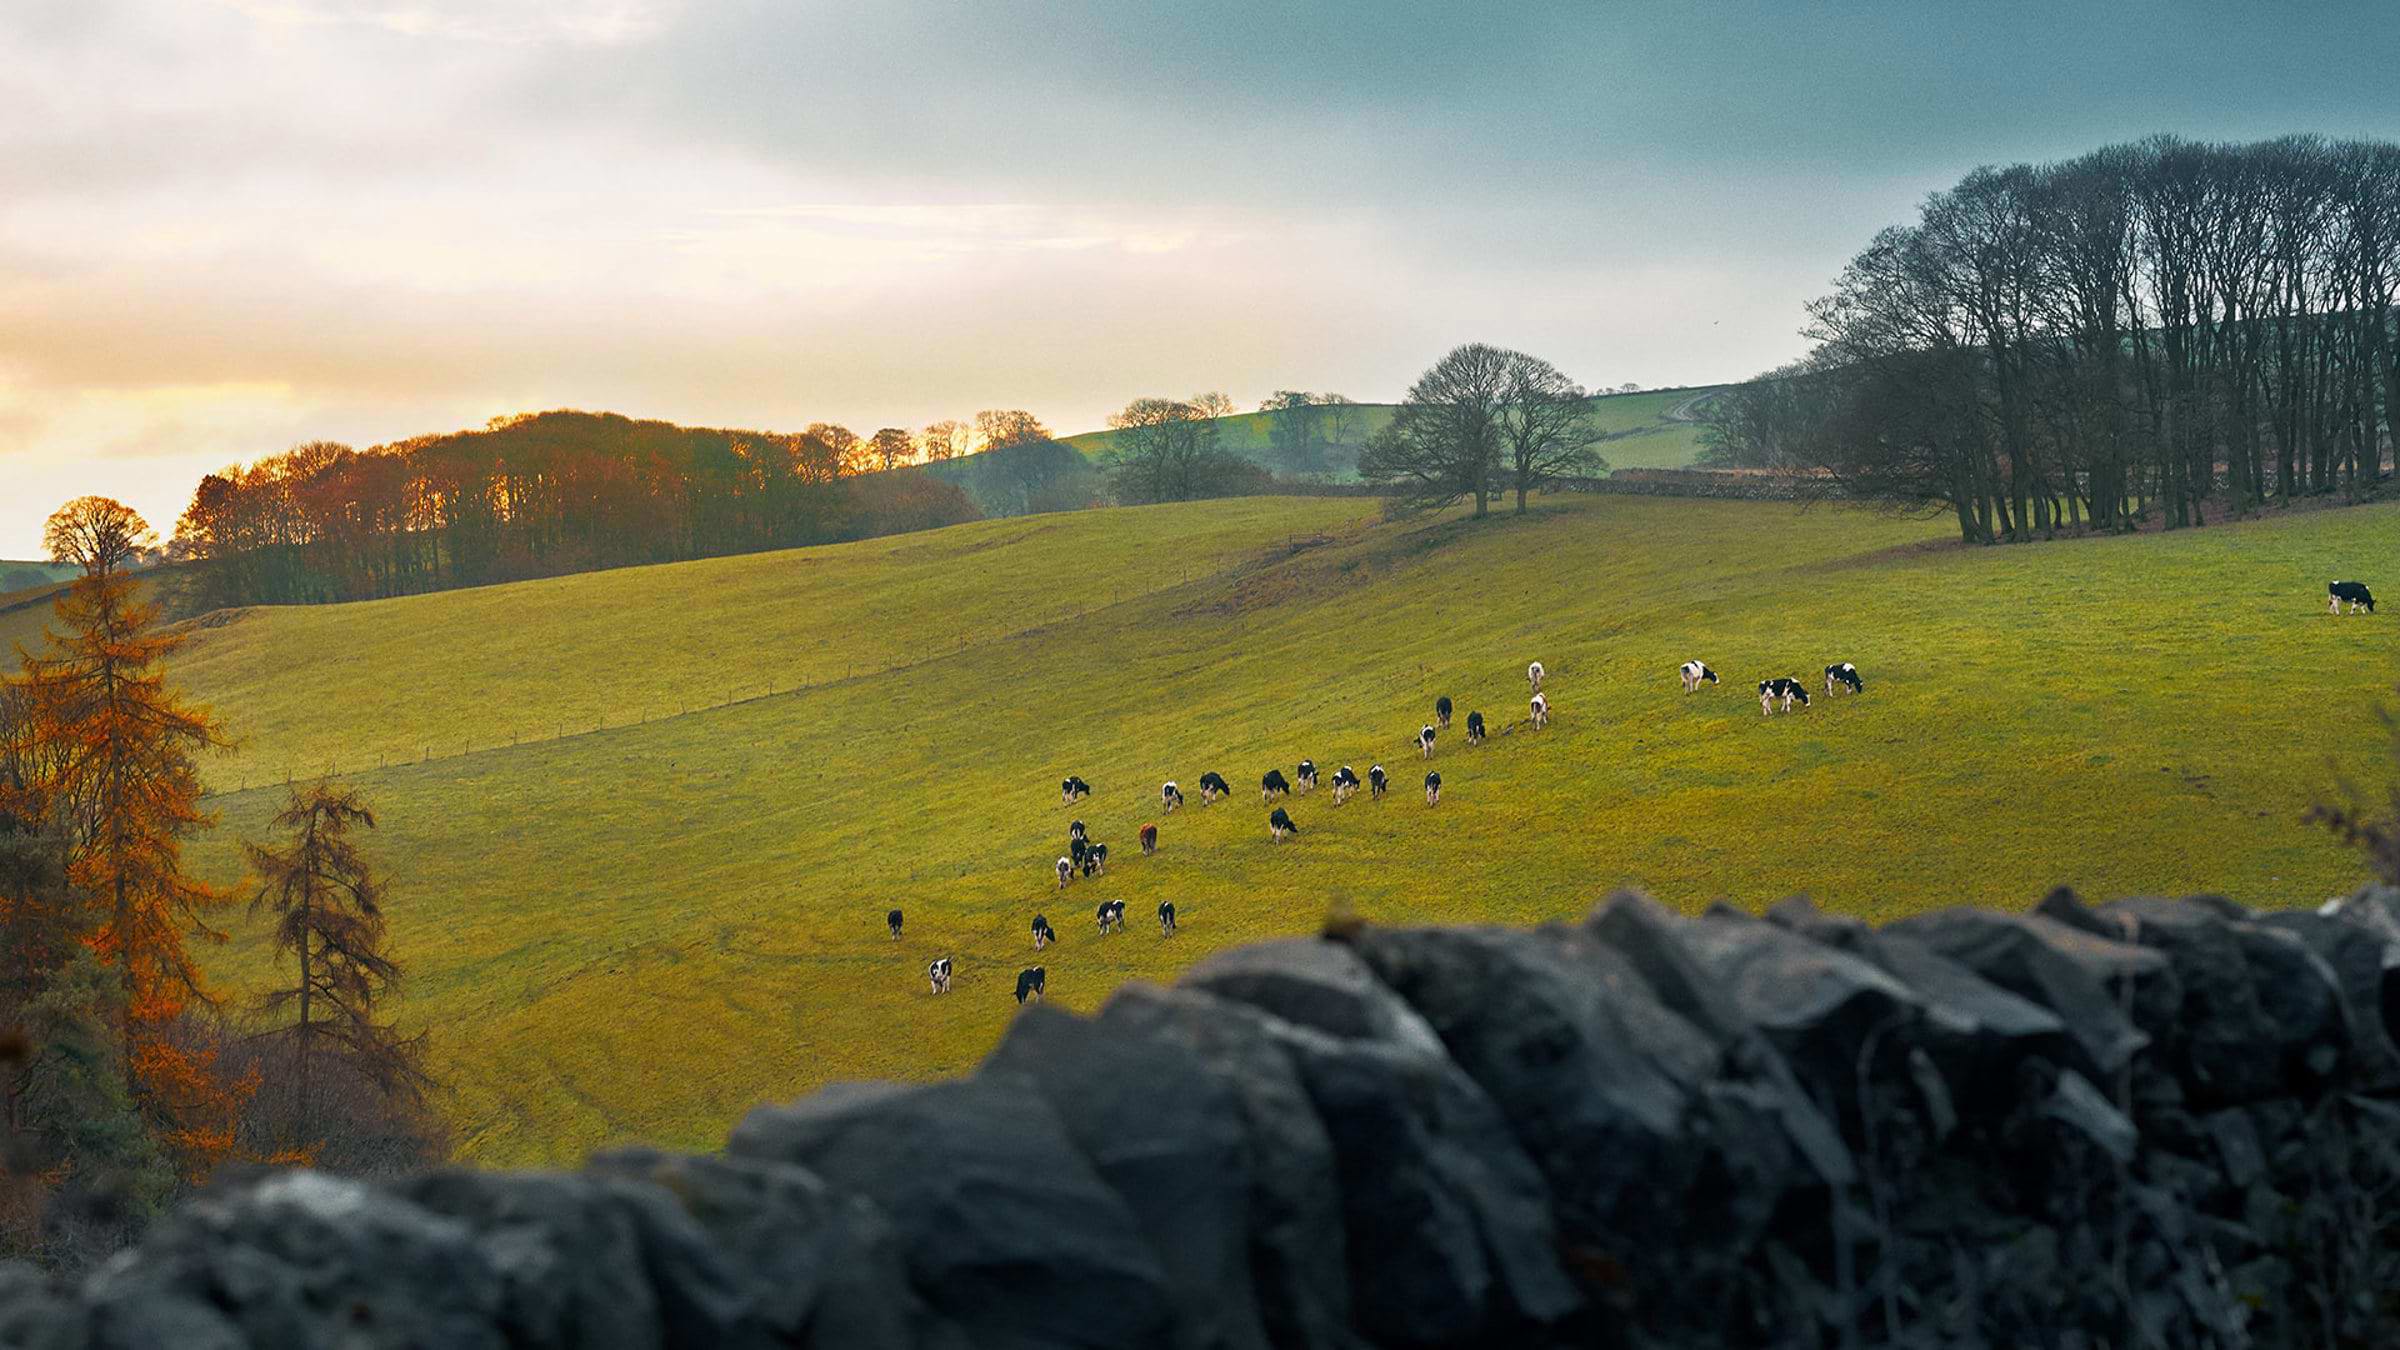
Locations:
21;497;247;1179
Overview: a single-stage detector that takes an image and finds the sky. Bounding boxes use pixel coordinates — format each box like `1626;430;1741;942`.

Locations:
4;0;2399;557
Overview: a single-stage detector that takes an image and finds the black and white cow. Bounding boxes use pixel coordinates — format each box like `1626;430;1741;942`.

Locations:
1087;842;1109;875
1198;771;1229;804
1031;913;1057;949
1528;661;1545;694
1529;692;1550;728
1465;711;1486;744
1161;781;1185;812
1060;776;1090;804
1824;662;1863;695
1140;822;1158;855
1417;725;1437;758
1435;696;1453;730
1369;764;1388;799
1679;660;1718;693
1095;899;1126;934
886;907;904;940
1296;760;1319;793
1330;765;1361;803
1158;900;1177;937
2331;580;2377;614
1070;819;1088;845
1269;806;1299;841
1069;837;1089;867
928;957;953;995
1261;769;1291;802
1424;770;1442;805
1056;856;1074;889
1014;966;1046;1004
1758;677;1810;715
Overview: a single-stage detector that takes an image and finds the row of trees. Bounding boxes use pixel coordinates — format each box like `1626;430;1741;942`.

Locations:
1357;344;1609;515
171;412;994;611
1705;135;2400;541
2;499;435;1268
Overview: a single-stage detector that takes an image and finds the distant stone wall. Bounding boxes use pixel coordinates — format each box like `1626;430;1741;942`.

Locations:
1564;467;1829;501
8;885;2400;1348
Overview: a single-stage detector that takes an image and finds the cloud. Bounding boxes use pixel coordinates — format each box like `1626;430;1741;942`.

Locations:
5;0;2399;554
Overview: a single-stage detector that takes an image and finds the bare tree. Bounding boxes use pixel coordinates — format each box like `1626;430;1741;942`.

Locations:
1356;344;1511;516
1259;391;1322;473
1495;352;1606;511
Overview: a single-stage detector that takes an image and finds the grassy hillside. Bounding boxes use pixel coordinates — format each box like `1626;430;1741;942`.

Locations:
90;492;2393;1167
0;560;77;592
1059;387;1721;479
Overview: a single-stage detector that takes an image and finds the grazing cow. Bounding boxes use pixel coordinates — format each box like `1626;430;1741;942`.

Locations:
1060;776;1090;804
1031;913;1056;949
1088;842;1109;875
1158;900;1177;937
1418;725;1437;758
1435;696;1453;730
2331;580;2377;614
1269;807;1299;841
1070;820;1088;844
1680;660;1718;693
1056;856;1074;889
1161;780;1185;812
1198;771;1230;804
1758;677;1810;714
1079;851;1097;879
1330;765;1361;804
1015;966;1046;1004
1095;899;1126;934
1261;769;1291;802
1529;692;1550;728
1369;764;1388;799
1528;661;1545;693
1465;711;1486;744
1140;822;1158;855
1424;770;1442;805
1069;837;1089;867
886;907;903;940
928;957;953;995
1296;760;1319;793
1824;662;1863;695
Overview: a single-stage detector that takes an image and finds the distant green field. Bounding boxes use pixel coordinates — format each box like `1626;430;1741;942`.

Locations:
1059;386;1723;479
29;492;2386;1168
0;560;77;591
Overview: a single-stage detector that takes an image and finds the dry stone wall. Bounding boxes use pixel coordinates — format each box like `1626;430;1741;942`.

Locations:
8;885;2400;1348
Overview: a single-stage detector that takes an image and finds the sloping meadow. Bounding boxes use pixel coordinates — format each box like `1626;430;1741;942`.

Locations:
161;493;2400;1164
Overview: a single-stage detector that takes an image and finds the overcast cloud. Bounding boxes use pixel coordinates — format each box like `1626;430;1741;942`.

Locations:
3;0;2396;554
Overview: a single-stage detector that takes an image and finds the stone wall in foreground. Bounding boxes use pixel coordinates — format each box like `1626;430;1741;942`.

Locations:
8;885;2400;1349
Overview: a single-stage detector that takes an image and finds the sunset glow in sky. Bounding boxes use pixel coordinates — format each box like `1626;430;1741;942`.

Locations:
5;0;2397;555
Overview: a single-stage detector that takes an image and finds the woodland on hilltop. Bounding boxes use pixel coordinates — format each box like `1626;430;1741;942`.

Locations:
1706;135;2400;541
167;411;986;612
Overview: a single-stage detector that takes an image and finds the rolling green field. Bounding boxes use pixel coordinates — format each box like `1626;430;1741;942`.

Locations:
25;491;2390;1168
1058;386;1722;478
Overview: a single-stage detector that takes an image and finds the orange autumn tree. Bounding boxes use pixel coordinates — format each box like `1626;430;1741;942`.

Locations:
20;497;248;1179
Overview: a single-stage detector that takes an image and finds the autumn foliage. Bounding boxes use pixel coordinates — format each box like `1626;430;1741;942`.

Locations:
11;501;249;1180
171;410;980;610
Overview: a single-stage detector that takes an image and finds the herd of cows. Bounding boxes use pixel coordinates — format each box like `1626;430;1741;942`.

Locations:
880;577;2380;1009
882;654;1893;1008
